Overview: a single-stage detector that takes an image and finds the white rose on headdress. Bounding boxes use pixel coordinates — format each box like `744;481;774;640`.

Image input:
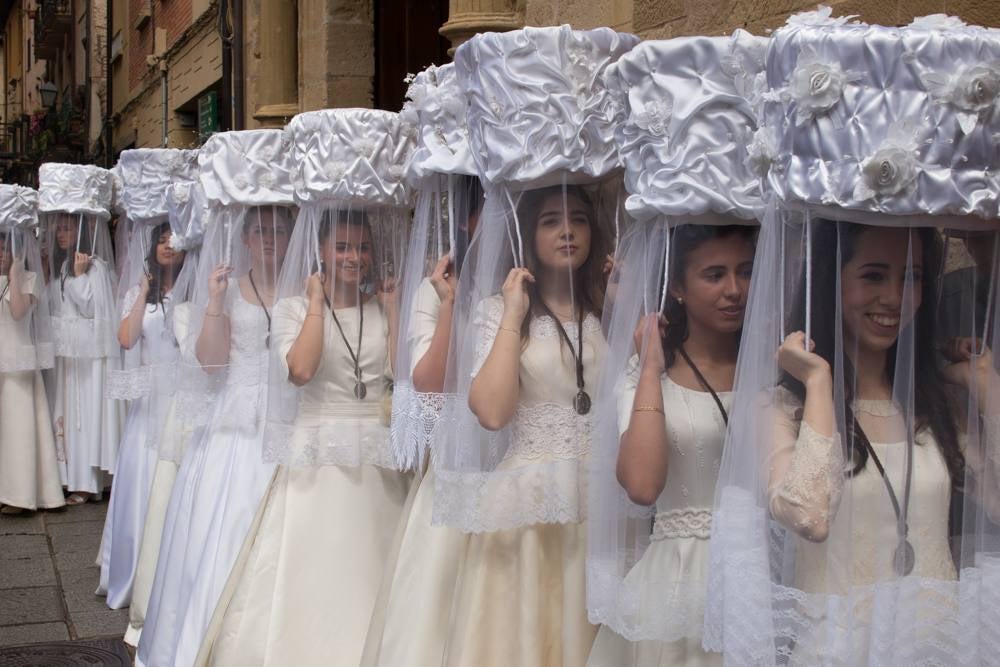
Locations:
788;46;860;124
921;63;1000;134
629;99;672;138
170;182;191;205
745;127;778;177
909;14;967;30
324;162;347;183
853;122;921;202
258;171;274;190
233;173;249;190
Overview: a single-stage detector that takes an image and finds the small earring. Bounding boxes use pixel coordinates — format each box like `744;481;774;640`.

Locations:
677;297;684;304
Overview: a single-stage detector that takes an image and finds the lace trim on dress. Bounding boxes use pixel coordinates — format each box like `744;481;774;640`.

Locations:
262;419;399;470
106;365;152;400
432;402;591;532
651;507;713;541
770;420;844;536
52;316;118;359
0;343;55;372
389;381;447;470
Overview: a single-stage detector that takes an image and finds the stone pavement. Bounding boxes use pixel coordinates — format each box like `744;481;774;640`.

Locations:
0;499;128;647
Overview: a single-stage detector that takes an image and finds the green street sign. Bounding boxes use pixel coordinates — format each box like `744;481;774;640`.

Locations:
198;91;219;142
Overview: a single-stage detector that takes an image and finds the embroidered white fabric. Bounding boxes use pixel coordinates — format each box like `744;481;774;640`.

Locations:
198;129;296;207
116;148;199;223
432;400;592;532
389;381;446;470
0;185;38;228
651;508;713;541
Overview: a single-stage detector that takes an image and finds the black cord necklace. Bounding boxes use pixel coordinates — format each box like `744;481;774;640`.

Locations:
537;300;590;415
247;269;272;348
677;346;729;425
860;430;915;576
323;286;366;400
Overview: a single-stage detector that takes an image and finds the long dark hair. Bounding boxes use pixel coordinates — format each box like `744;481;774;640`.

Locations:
514;184;609;340
781;221;963;488
660;224;758;370
145;221;184;309
54;215;94;294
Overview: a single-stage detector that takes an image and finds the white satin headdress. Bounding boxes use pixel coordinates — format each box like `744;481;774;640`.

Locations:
198;129;296;207
454;24;640;189
762;10;1000;224
288;108;415;207
604;31;768;223
401;63;477;184
0;184;39;228
38;163;114;220
117;148;199;223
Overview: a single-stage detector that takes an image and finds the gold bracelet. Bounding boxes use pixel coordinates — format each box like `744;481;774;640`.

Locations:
498;326;520;335
305;312;324;319
633;405;664;414
204;311;225;318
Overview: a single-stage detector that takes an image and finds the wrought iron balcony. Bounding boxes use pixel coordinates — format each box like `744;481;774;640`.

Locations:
34;0;73;61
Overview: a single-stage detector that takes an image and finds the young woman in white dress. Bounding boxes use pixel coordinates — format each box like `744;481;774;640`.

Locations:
440;184;610;666
99;221;185;609
704;15;1000;664
47;212;122;504
200;207;410;666
139;205;294;667
587;225;755;667
0;194;64;514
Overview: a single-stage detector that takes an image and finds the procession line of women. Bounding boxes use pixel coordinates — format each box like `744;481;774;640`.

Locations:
1;8;999;667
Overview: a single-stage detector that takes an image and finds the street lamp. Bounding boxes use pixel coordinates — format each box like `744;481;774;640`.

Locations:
40;81;57;109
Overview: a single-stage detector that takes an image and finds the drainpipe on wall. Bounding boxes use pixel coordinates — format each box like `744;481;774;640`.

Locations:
232;0;243;130
159;59;168;147
104;0;112;166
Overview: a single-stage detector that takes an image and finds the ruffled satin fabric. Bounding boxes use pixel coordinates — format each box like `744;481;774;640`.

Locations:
110;164;126;216
288;108;415;208
401;64;478;183
0;185;38;228
198;129;296;207
454;25;639;190
167;180;209;251
763;15;1000;224
117;148;199;223
603;33;768;222
38;163;113;220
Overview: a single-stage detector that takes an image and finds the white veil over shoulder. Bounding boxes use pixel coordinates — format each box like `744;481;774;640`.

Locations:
704;11;1000;665
262;108;415;468
586;31;767;644
432;25;638;533
390;63;483;470
0;185;54;372
37;163;118;363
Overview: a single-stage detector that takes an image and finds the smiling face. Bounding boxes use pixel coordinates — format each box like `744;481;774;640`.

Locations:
321;221;372;290
531;192;593;274
672;233;755;335
840;227;923;354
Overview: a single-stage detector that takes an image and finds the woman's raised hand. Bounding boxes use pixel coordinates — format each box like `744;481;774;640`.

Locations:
73;252;91;277
207;264;233;303
501;267;534;325
305;271;325;308
634;313;667;373
941;337;998;388
430;254;457;304
777;331;830;385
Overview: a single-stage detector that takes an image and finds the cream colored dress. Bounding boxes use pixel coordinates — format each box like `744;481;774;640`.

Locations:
768;393;958;665
441;295;605;667
363;278;469;667
0;273;64;511
199;296;410;667
588;370;729;667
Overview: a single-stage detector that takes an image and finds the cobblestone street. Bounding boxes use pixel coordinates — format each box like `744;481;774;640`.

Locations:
0;500;127;647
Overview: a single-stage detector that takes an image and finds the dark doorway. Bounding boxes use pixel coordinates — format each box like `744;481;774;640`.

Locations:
373;0;451;112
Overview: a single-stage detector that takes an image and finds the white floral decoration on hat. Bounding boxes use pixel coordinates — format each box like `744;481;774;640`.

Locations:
853;121;921;202
921;62;1000;134
629;98;672;138
787;45;863;125
746;127;779;177
909;14;967;30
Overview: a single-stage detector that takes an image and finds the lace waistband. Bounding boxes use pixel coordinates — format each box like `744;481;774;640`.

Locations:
298;402;382;419
651;508;712;541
